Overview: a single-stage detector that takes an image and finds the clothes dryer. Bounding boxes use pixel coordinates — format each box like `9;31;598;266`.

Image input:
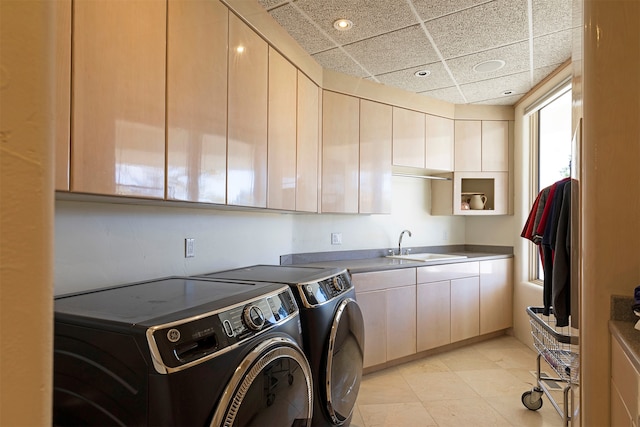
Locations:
53;277;313;426
196;265;364;427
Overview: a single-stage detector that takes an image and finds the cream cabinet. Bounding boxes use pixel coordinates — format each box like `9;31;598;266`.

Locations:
54;0;71;191
227;13;268;207
71;0;166;198
480;258;513;334
431;171;509;215
454;120;509;172
359;100;392;214
351;268;416;369
417;262;480;349
425;114;454;172
166;0;227;203
295;72;320;213
392;107;425;168
611;336;640;426
267;48;297;211
321;91;360;213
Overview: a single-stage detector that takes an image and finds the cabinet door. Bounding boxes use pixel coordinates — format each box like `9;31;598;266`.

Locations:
228;14;268;207
166;0;227;203
359;99;392;214
450;276;479;342
267;48;297;210
480;258;513;334
481;121;509;172
612;337;639;424
386;285;416;361
454;120;481;172
72;0;166;198
356;290;387;368
321;91;359;213
54;0;71;191
392;107;425;168
417;280;450;352
425;115;454;172
296;72;320;213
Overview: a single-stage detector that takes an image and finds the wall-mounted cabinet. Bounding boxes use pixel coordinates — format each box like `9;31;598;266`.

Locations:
227;13;268;208
455;120;509;172
166;0;227;204
267;48;297;211
54;0;71;191
392;107;425;169
431;171;509;215
425;115;454;172
71;0;166;198
295;72;320;213
360;99;392;214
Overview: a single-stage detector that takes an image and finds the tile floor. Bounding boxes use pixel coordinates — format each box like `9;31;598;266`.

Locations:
351;335;573;427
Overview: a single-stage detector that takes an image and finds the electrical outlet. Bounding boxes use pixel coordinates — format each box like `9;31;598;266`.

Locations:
331;232;342;245
185;238;195;258
442;230;448;242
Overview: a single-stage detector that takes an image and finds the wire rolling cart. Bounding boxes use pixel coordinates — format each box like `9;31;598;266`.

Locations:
521;306;579;426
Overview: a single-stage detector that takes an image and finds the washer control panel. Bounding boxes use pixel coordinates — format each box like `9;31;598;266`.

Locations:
297;271;352;308
147;286;298;372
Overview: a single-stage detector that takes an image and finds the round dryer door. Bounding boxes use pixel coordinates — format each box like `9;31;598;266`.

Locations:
325;298;365;425
211;336;313;427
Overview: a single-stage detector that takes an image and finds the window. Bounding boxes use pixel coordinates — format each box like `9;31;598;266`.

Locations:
526;82;572;281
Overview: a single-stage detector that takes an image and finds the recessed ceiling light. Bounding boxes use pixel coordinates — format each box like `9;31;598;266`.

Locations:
414;70;431;77
473;59;506;73
501;90;514;96
333;19;353;31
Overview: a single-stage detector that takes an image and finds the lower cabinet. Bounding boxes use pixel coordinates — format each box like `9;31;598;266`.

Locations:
354;257;513;369
351;268;416;369
611;336;640;426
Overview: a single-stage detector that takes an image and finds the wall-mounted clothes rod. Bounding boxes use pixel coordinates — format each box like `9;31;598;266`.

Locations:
392;173;451;181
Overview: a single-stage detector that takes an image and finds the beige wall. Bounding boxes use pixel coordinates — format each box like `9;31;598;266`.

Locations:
580;1;640;424
0;1;54;425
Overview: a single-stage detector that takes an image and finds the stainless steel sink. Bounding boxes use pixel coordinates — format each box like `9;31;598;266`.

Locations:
385;252;468;262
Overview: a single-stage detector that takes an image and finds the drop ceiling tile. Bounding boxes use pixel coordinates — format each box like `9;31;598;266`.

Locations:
375;61;456;92
411;0;490;21
292;0;418;46
459;71;532;103
532;0;572;36
475;93;523;105
312;48;370;78
533;30;572;69
343;25;440;75
532;63;565;86
268;3;336;54
424;0;529;59
419;86;467;104
445;41;530;85
257;0;291;10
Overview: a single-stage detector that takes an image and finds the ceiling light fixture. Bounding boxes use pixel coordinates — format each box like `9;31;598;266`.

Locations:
414;70;431;77
472;59;506;73
333;19;353;31
502;90;514;96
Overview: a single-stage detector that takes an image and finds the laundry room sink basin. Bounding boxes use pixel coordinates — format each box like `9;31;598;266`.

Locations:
386;253;468;262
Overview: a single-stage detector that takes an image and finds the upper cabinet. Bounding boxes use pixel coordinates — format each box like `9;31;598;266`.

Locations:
360;100;392;214
54;0;71;191
166;0;227;204
425;115;454;172
392;107;425;169
267;48;297;211
71;0;166;198
296;72;320;213
227;13;268;208
455;120;509;172
322;91;360;213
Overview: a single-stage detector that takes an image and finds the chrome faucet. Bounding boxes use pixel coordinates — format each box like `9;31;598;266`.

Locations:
398;229;412;255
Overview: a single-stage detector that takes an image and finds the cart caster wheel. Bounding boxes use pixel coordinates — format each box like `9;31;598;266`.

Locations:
267;393;275;406
288;374;294;385
521;390;543;411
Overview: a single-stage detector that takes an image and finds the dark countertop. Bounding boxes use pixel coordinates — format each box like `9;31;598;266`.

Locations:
610;295;640;372
282;246;513;274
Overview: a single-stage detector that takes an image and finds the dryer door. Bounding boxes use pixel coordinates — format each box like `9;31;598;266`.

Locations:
325;298;365;425
211;336;313;427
